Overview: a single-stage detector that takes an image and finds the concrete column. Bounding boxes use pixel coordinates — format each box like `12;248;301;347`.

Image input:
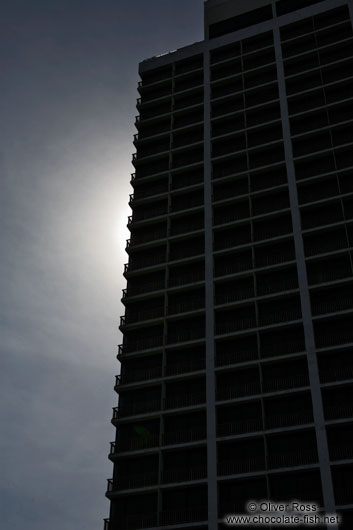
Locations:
203;44;218;530
273;18;338;528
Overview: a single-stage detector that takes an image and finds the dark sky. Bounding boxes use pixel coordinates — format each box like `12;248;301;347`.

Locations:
0;1;203;529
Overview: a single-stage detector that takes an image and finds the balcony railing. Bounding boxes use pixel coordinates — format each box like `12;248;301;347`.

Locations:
325;402;353;421
266;409;313;429
214;208;250;225
121;306;164;326
262;373;310;392
162;465;207;484
259;308;302;326
170;246;205;261
216;316;256;334
163;427;206;445
113;399;160;419
129;206;168;224
216;350;258;367
128;253;166;272
170;221;204;236
218;456;265;476
122;335;164;353
128;230;167;247
111;433;160;453
132;183;168;201
309;268;353;285
269;449;318;469
329;443;353;461
254;225;292;241
215;288;254;305
168;270;204;287
305;237;348;257
312;297;353;316
116;366;162;386
217;418;263;437
124;512;158;530
107;471;158;492
165;357;205;376
217;381;261;401
123;282;164;297
257;277;298;295
255;250;295;267
320;365;353;383
159;507;208;526
168;298;205;315
167;327;205;344
215;258;253;277
164;392;205;409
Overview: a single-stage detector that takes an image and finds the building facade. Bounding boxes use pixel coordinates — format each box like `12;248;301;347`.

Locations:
105;1;353;528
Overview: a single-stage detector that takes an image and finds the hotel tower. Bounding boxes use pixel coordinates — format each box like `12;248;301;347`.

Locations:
105;1;353;528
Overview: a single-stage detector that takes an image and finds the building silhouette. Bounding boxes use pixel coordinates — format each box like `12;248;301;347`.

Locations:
105;1;353;528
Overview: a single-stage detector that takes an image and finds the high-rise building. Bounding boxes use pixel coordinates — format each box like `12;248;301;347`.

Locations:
105;1;353;529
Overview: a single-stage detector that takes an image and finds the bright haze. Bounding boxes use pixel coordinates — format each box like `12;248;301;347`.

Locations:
0;1;203;529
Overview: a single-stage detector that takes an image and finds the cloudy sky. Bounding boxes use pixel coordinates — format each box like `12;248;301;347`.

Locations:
0;1;203;528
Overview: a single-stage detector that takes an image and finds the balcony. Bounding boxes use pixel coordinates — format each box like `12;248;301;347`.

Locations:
259;307;302;326
171;195;204;213
215;287;254;305
162;465;207;484
104;519;109;530
122;281;165;298
265;409;313;429
169;243;204;262
253;222;292;242
137;102;171;122
325;402;353;421
308;267;353;285
216;350;258;367
213;206;250;226
123;512;158;530
113;399;160;419
121;335;164;353
215;256;253;277
128;205;168;223
329;443;353;461
217;381;261;401
115;366;162;387
218;456;265;476
256;276;298;295
163;427;206;445
159;507;208;526
167;327;205;344
128;229;167;247
165;357;205;376
164;392;205;410
121;307;164;327
168;298;205;316
304;236;348;257
107;471;158;492
320;365;353;384
269;449;318;469
127;253;166;272
216;316;256;335
168;269;204;287
110;433;160;454
255;248;295;268
217;418;263;437
311;296;353;316
132;182;168;201
262;373;309;392
121;306;164;326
